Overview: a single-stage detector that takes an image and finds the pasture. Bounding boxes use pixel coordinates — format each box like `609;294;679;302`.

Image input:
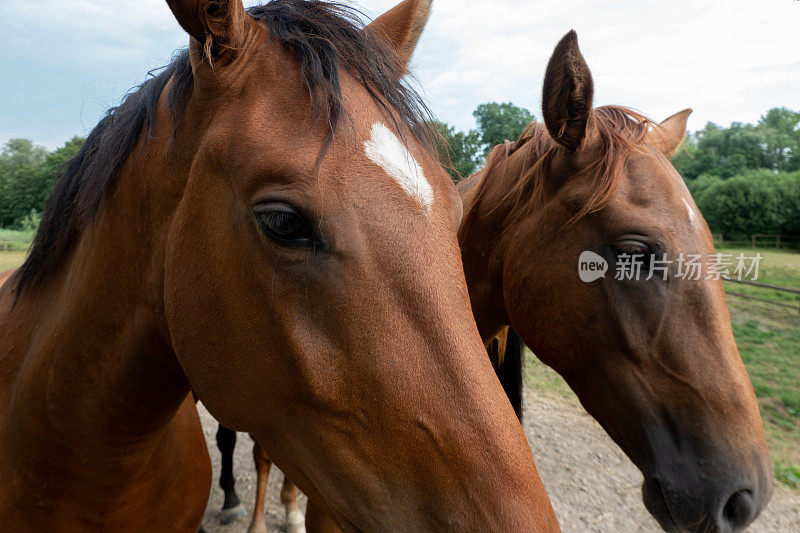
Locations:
0;251;27;272
0;229;34;255
526;246;800;491
724;247;800;490
0;228;34;240
0;230;32;269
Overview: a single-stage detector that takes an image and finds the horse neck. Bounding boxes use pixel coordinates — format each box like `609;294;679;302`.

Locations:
457;156;526;342
0;129;192;490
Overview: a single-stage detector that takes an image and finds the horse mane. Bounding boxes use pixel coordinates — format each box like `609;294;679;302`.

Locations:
467;105;664;232
16;0;436;294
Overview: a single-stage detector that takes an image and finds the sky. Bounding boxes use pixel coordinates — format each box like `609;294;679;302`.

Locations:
1;0;798;149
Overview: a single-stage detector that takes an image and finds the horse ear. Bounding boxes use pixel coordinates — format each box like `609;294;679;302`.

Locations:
542;30;595;151
165;0;249;62
651;109;692;156
367;0;433;72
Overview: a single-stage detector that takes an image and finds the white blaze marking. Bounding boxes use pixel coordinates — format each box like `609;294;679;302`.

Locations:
682;197;700;230
674;172;703;233
364;122;433;214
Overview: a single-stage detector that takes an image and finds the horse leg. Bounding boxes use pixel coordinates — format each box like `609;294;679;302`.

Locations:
247;440;273;533
281;476;305;533
305;498;342;533
216;424;248;524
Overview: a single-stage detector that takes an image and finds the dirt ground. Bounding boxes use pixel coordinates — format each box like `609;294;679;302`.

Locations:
198;393;800;532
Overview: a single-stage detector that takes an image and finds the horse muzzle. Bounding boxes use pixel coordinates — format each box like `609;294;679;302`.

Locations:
641;470;771;533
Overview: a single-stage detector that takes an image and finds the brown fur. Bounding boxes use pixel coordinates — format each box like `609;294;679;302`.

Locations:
251;30;774;533
457;31;772;533
541;31;594;151
368;0;432;69
0;2;559;531
485;326;510;367
467;105;665;237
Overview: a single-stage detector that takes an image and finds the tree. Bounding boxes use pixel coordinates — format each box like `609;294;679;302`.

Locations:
428;102;535;183
0;139;47;227
36;136;85;204
758;108;800;172
691;170;800;241
673;108;800;180
694;122;767;179
473;102;534;157
433;122;481;183
0;137;84;228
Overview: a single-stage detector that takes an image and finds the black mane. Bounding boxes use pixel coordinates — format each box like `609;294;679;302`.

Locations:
16;0;435;293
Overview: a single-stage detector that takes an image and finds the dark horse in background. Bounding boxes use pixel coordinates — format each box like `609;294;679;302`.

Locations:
216;29;773;533
0;0;560;530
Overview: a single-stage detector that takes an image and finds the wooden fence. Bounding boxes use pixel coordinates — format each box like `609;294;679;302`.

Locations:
712;234;800;250
0;239;32;252
724;277;800;315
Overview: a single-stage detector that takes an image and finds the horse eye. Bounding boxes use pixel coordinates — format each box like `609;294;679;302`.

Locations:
254;203;317;249
613;239;652;256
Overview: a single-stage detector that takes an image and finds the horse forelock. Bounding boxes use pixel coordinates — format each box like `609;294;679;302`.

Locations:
16;0;437;295
467;105;667;234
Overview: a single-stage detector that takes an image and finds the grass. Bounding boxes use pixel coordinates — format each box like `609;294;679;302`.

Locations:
721;247;800;489
0;228;35;240
0;251;27;272
719;246;800;306
0;228;34;252
525;247;800;491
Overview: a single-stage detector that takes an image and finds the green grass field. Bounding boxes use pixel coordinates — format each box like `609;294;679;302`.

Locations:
525;246;800;490
0;251;27;272
1;246;798;488
0;229;34;253
0;229;35;241
721;247;800;490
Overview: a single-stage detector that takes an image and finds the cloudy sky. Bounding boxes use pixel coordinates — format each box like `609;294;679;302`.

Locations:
1;0;798;148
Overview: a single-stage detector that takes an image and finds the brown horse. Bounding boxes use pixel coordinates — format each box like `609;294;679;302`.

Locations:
262;30;774;533
0;1;559;531
458;31;773;532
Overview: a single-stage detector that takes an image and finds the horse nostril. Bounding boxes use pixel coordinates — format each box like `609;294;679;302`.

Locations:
722;489;755;529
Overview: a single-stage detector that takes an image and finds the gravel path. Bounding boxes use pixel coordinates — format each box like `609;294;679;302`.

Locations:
199;393;800;532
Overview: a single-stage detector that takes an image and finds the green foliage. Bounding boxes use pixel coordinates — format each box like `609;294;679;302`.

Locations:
472;102;534;157
433;122;481;183
432;102;535;182
672;107;800;241
775;464;800;491
0;139;47;228
18;210;41;232
690;170;800;241
0;136;84;228
674;107;800;181
760;108;800;172
38;136;85;200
